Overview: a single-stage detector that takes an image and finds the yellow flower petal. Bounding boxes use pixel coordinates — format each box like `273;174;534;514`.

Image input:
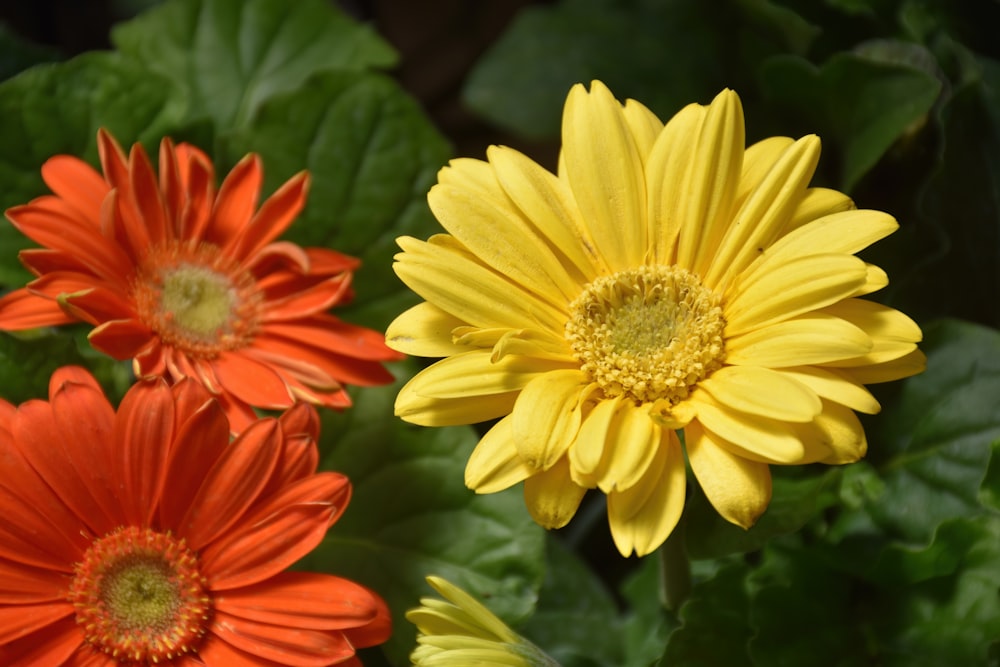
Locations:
466;416;535;494
698;365;822;422
562;81;647;268
854;263;889;296
394;236;565;332
777;366;881;414
741;209;897;281
783;186;855;234
395;390;518;427
690;392;809;463
622;98;664;164
523;457;586;529
725;314;872;367
686;420;772;529
395;352;573;425
724;253;868;334
428;179;581;304
706;134;820;288
607;432;686;557
804;400;868;464
569;394;622;485
821;298;923;366
401;351;574;399
512;369;588;470
489;145;603;280
594;401;661;493
386;302;468;357
841;348;927;384
645;101;706;263
675;90;746;276
735;136;795;210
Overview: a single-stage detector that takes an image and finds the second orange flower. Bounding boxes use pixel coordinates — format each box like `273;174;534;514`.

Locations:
0;130;402;430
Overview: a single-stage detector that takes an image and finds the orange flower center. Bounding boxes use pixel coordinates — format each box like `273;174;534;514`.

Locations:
133;242;262;358
565;265;726;405
68;526;212;663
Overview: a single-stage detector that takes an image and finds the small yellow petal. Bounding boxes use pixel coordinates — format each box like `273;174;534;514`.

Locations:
676;89;746;276
386;302;468;357
489;145;603;280
595;401;661;493
523;457;587;529
778;366;881;414
724;253;868;334
466;416;535;494
607;430;686;557
562;81;647;268
725;314;872;367
621;97;664;164
706;134;821;288
686;420;772;529
741;209;897;281
783;186;855;235
840;348;927;384
569;395;622;485
394;236;565;332
429;179;581;304
646;101;706;263
821;298;923;366
512;369;588;470
698;365;822;423
690;392;808;463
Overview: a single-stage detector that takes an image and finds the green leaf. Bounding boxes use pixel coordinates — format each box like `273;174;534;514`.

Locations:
659;560;753;667
297;362;546;666
759;48;941;191
462;1;729;140
620;556;676;667
841;319;1000;544
979;440;1000;513
684;468;840;560
219;69;451;331
875;516;1000;666
519;537;624;667
748;541;874;667
112;0;397;129
0;51;185;286
894;54;1000;327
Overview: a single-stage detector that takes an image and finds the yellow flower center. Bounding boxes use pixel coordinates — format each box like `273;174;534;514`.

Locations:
68;526;211;663
134;242;262;358
565;265;726;404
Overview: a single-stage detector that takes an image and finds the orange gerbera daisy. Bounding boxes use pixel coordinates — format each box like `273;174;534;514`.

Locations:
0;130;401;431
0;366;391;666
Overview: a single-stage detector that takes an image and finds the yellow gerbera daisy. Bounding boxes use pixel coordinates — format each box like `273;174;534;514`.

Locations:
387;81;924;557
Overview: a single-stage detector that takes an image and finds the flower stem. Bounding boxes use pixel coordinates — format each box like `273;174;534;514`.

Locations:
658;524;691;612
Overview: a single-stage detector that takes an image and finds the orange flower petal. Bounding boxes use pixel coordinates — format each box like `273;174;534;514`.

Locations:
210;352;295;409
0;558;68;604
88;318;157;359
210;612;356;667
0;615;82;667
214;571;377;631
157;397;231;530
40;155;109;223
202;503;335;591
179;419;282;551
210;153;262;245
232;172;309;259
0;601;74;644
0;288;75;330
